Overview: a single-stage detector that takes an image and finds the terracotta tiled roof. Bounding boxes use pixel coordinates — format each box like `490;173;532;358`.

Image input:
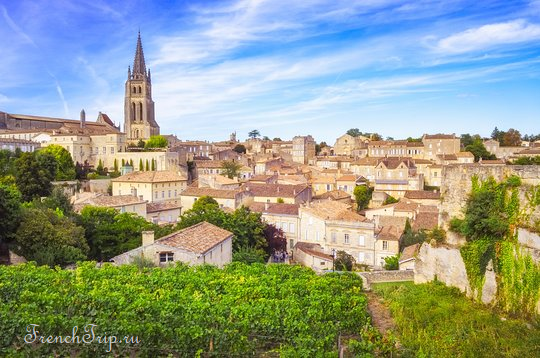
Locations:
241;183;308;198
157;222;233;254
351;157;382;166
146;202;181;213
377;158;416;169
423;134;456;139
518;148;540;155
406;142;424;147
413;159;433;165
249;202;299;216
412;211;439;231
112;170;187;183
295;242;333;260
394;200;420;212
336;174;362;182
404;190;440;200
400;243;420;263
312;176;336;184
479;159;505;165
303;200;368;222
74;195;146;211
313;189;351;201
0;137;39;144
181;187;241;199
377;226;401;241
456;151;474;158
437;154;458;161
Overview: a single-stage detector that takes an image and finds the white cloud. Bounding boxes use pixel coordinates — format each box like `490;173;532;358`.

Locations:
434;19;540;54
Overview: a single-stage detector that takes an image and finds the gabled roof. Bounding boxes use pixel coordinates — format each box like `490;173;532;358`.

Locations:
241;183;308;198
157;222;233;254
180;187;241;199
146;202;181;213
313;190;351;201
249;202;299;216
404;190;441;200
295;242;333;260
423;134;457;140
302;200;368;222
400;243;420;263
112;170;187;183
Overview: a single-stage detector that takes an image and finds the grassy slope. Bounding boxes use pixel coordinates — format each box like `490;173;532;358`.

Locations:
372;281;540;357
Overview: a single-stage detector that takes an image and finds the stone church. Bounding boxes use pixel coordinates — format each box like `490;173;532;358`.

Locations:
124;32;160;143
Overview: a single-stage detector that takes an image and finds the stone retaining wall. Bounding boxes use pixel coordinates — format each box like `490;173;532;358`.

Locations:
358;270;414;290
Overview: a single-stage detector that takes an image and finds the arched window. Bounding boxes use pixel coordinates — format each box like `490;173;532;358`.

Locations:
139;86;142;93
139;103;143;122
132;103;136;121
133;86;136;93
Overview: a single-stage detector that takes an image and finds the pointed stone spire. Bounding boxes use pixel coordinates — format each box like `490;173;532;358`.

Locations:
132;31;146;76
147;68;151;82
127;66;131;79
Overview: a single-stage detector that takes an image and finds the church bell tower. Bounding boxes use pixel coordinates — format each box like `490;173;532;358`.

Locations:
124;32;159;142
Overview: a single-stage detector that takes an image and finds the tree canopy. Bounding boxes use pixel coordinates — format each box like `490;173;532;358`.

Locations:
144;135;168;149
15;151;56;202
354;185;373;211
248;130;261;139
233;144;246;154
465;138;496;162
40;145;76;180
0;184;21;243
221;160;242;179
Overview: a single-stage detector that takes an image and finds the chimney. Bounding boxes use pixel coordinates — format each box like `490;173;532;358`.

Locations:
139;195;144;201
142;231;154;246
80;109;86;129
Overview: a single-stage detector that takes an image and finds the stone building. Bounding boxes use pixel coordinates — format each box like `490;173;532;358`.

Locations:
292;135;316;164
124;32;160;143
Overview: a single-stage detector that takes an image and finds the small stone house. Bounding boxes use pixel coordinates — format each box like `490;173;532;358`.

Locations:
110;222;233;268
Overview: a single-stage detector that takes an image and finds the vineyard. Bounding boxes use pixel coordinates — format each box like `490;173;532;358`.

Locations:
0;262;380;356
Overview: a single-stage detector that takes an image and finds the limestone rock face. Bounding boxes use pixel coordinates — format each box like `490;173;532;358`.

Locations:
414;243;471;295
481;259;497;305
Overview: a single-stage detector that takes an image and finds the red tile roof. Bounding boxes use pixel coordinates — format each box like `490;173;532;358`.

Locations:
157;221;232;254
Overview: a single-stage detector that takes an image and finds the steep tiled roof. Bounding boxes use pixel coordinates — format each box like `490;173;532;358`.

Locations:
400;243;420;263
313;190;351;201
74;195;146;212
157;222;233;254
336;174;362;182
377;158;415;169
146;202;181;213
181;187;241;199
437;154;458;161
312;176;336;184
195;160;224;168
456;151;474;158
303;200;368;222
377;226;401;241
412;211;439;231
249;202;299;216
241;183;308;198
112;170;187;183
295;242;333;260
394;201;420;212
404;190;441;200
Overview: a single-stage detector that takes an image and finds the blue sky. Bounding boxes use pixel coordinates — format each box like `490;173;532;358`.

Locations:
1;0;539;143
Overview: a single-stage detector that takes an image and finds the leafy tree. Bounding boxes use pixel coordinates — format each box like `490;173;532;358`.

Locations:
491;127;502;141
277;197;285;203
39;186;74;216
512;156;540;165
406;137;422;142
248;130;261;139
221;160;242;179
320;141;328;148
400;218;427;249
460;133;477;148
129;159;134;166
429;227;446;244
346;128;361;137
227;206;267;253
78;206;171;261
0;183;22;243
501;128;521;147
384;255;399;270
232;247;267;264
144;135;168;149
96;159;105;175
383;195;399;205
334;250;356;271
0;149;20;177
121;158;126;167
178;197;268;253
75;161;90;180
371;133;383;141
145;159;150;171
14;207;88;266
151;159;156;171
137;139;145;148
15;152;56;202
354;185;373;211
114;159;119;172
139;158;144;171
262;136;270;141
233;144;246;154
263;224;286;254
40;144;76;180
315;143;322;155
465;138;496;162
272;137;282;141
